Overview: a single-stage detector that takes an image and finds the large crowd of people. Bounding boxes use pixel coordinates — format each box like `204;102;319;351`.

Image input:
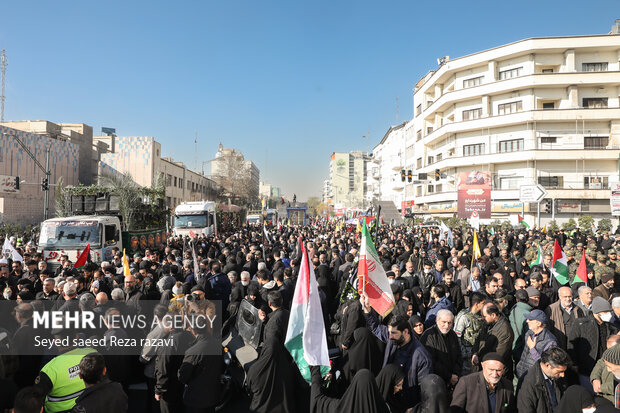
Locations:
3;221;620;412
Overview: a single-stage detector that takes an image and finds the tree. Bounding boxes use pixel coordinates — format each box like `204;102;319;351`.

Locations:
210;149;259;207
578;215;595;234
547;220;559;233
307;197;321;215
54;177;67;218
562;218;577;232
99;172;143;231
598;218;613;233
500;220;514;231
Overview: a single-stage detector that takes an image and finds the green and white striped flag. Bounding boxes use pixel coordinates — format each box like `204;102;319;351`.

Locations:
530;244;544;268
551;239;569;285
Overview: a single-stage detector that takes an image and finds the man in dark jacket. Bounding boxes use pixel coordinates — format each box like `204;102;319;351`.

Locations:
259;291;290;344
154;315;195;413
71;353;128;413
362;295;432;408
516;347;570;413
178;318;223;412
420;308;461;387
123;274;144;314
473;302;515;380
451;352;516;413
567;296;619;389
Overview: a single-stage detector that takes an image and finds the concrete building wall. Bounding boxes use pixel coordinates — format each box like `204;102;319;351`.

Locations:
0;125;80;224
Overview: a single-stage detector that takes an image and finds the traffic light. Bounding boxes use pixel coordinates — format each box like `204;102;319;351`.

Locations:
541;198;552;213
400;169;406;182
435;169;440;181
407;170;412;182
14;176;19;191
41;177;49;191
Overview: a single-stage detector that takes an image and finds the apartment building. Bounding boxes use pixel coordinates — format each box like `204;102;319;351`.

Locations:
327;151;369;209
405;31;620;223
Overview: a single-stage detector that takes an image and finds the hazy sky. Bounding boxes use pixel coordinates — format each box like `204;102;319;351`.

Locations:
0;1;617;200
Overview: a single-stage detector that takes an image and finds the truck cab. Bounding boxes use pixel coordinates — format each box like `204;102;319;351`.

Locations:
173;201;217;237
38;215;122;271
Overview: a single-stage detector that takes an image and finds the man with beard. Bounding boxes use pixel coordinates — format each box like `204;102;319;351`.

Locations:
124;274;144;314
517;347;569;413
441;271;464;313
451;352;515;413
472;302;515;380
361;294;432;408
420;309;461;387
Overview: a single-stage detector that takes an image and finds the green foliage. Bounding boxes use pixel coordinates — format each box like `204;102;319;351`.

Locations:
561;218;577;231
598;218;613;233
500;221;514;231
547;220;559;233
578;215;595;234
54;177;67;218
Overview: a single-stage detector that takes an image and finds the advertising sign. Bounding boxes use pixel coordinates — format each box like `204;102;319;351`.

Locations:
610;184;620;216
457;171;491;218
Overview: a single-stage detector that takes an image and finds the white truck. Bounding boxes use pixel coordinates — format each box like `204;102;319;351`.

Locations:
38;215;122;270
173;201;217;237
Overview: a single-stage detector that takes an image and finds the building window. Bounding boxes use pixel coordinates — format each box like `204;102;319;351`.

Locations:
435;184;442;193
436;153;442;162
498;138;524;153
582;62;608;72
499;176;523;189
416;186;422;197
542;102;555;110
463;76;483;88
584;176;608;189
542;68;554;73
166;196;171;206
584;136;609;149
174;176;177;187
499;66;522;80
540;137;557;144
462;108;483;121
427;185;435;194
427;156;434;165
416;158;422;169
416;104;422;116
463;143;485;156
166;174;172;186
426;127;434;135
538;176;563;188
497;101;522;115
583;98;608;108
417;130;422;141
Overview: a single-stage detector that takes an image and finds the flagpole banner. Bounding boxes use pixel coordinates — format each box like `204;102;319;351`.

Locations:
457;171;491;219
357;221;395;317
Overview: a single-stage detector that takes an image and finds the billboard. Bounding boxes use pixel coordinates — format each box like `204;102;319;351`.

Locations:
457;171;491;218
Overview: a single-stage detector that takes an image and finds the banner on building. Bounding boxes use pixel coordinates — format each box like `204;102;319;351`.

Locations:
457;171;491;219
611;184;620;216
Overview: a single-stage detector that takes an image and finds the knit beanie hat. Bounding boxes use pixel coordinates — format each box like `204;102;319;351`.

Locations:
602;343;620;365
591;296;612;314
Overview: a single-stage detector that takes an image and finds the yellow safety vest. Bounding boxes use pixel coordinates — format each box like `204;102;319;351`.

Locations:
39;347;97;413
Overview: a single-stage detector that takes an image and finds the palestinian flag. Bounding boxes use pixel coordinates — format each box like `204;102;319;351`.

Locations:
530;244;544;268
357;220;395;317
285;237;330;383
551;239;569;285
73;243;90;269
572;248;588;285
518;214;530;229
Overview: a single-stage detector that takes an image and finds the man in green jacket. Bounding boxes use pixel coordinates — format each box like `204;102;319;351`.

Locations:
509;289;532;364
591;334;620;402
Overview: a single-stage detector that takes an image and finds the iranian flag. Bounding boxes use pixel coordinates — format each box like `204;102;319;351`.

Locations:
530;244;544;268
518;214;530;229
572;248;588;285
357;220;395;317
284;237;330;382
73;244;90;269
551;239;569;285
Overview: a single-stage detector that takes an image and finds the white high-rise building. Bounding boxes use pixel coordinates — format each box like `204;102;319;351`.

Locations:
403;30;620;224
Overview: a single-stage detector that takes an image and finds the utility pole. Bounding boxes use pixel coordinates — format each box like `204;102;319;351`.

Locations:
0;49;7;122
